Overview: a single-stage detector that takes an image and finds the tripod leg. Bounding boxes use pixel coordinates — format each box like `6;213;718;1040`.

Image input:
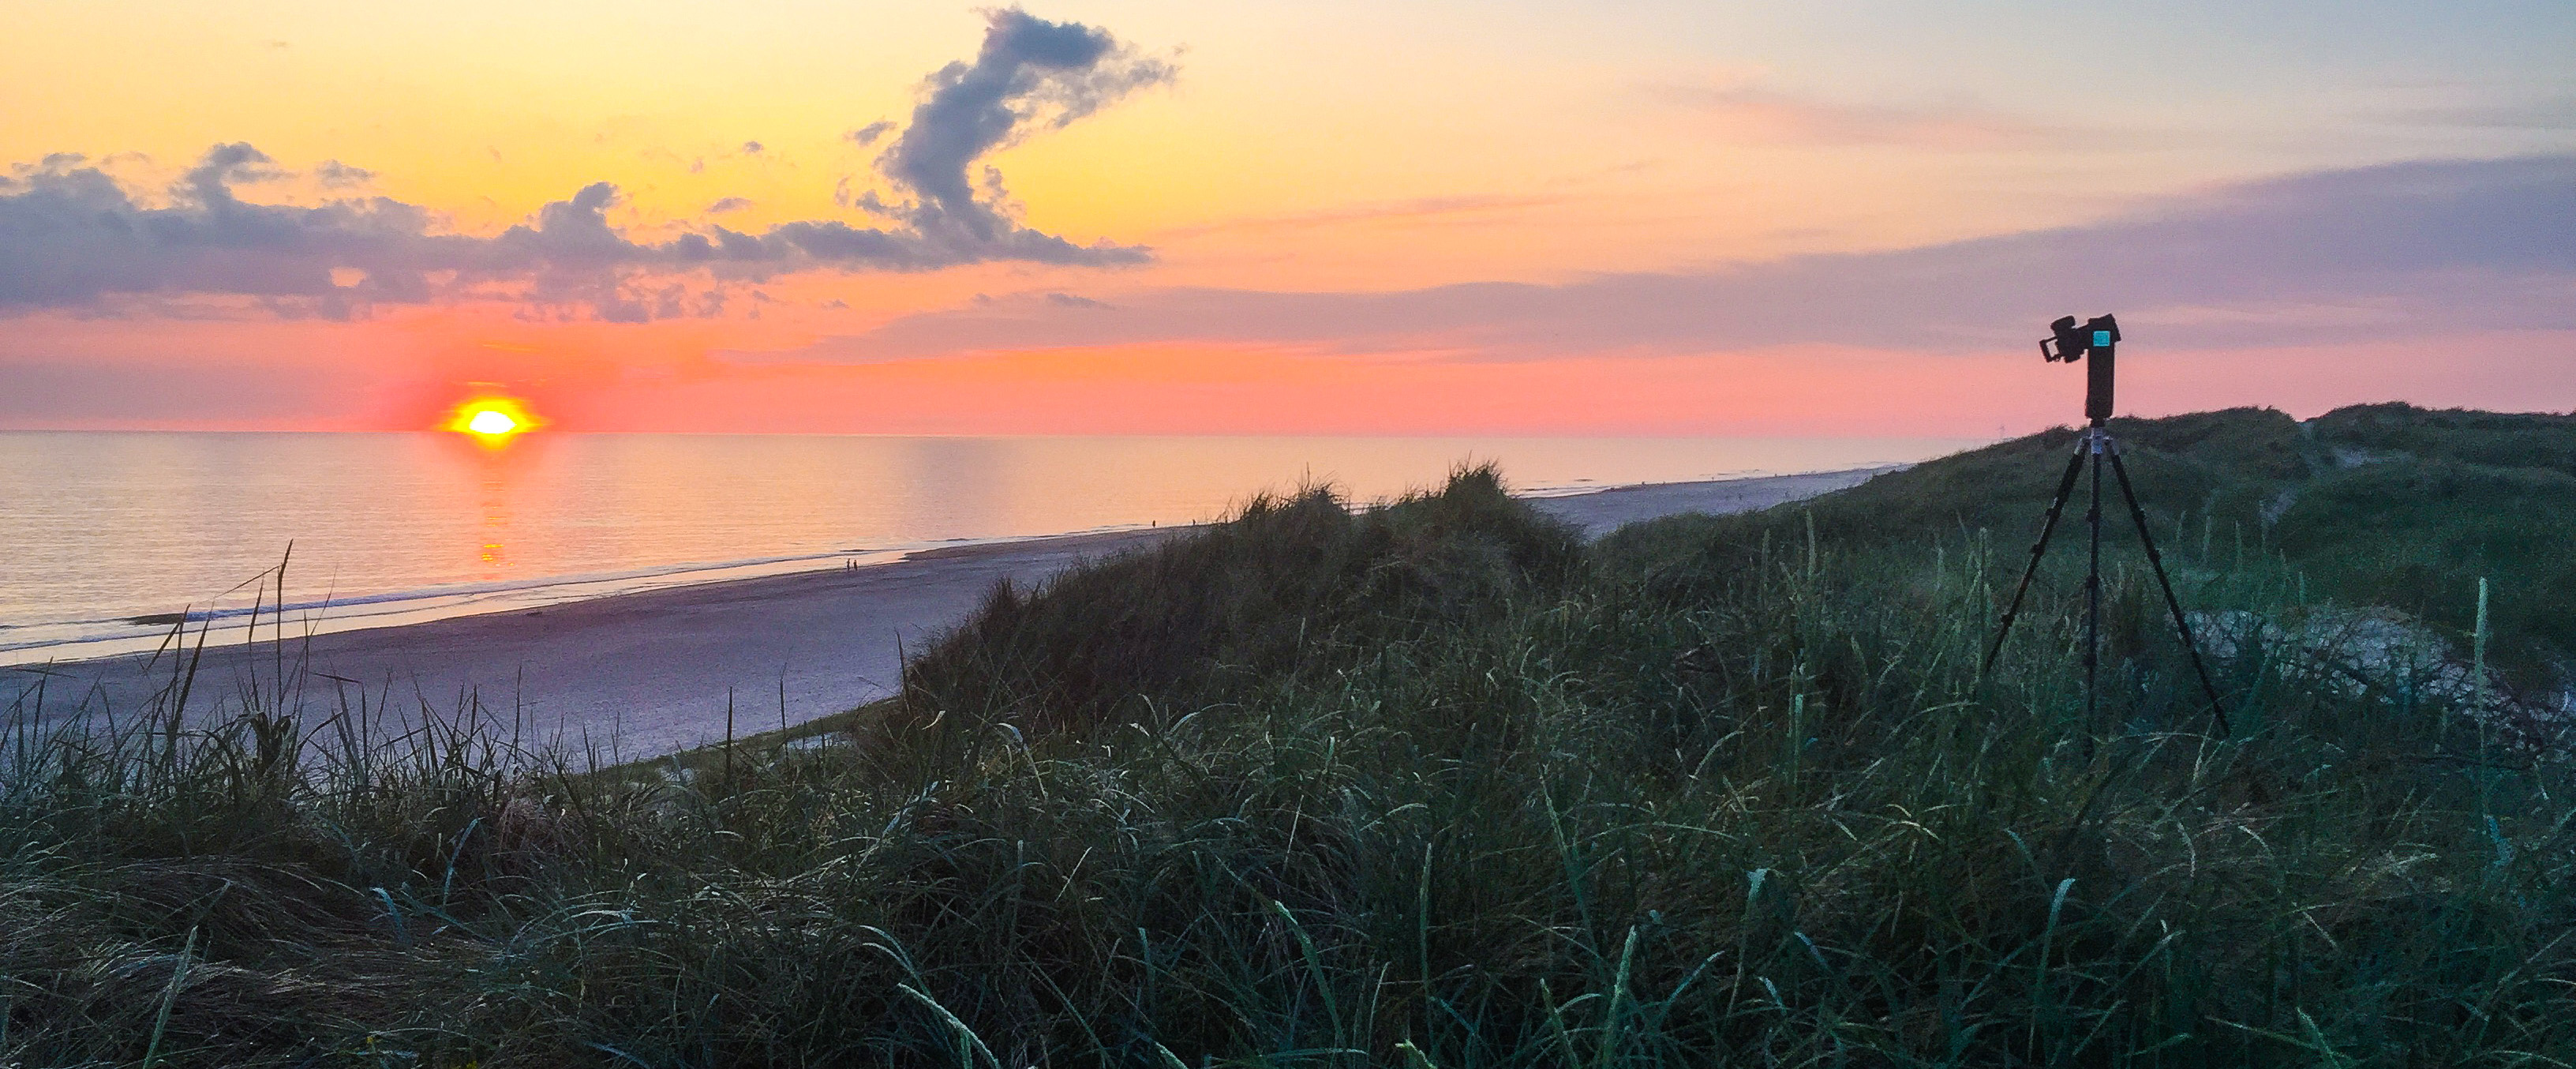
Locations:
2086;436;2103;721
2107;445;2233;736
1982;445;2088;677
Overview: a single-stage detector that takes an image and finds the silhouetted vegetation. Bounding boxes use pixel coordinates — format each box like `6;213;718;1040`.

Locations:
5;406;2571;1066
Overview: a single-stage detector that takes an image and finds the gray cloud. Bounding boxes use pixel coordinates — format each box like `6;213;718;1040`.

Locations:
0;145;461;316
768;155;2576;362
873;8;1174;246
706;197;753;214
0;10;1168;319
313;159;375;188
845;122;897;146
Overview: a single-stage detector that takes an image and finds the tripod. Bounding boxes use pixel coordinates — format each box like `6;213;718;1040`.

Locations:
1983;316;2230;735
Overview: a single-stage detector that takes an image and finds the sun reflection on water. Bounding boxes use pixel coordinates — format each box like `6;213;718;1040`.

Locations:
477;467;511;579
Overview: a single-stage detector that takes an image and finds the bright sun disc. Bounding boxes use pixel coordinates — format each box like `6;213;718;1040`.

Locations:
444;396;542;444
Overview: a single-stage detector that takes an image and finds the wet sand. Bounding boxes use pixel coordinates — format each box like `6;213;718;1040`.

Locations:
8;468;1886;756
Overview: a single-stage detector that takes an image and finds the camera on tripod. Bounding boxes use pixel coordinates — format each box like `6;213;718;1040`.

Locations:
2040;313;2121;425
1986;311;2231;734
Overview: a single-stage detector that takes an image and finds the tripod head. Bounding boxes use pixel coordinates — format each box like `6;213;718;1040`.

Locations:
2040;313;2120;425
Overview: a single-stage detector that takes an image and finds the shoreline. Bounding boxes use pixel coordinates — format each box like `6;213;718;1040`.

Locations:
0;532;1135;667
6;467;1888;755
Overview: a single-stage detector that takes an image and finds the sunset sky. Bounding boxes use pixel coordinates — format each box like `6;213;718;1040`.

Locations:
4;1;2571;435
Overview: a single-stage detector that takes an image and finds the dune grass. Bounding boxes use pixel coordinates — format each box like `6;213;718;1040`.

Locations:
4;411;2573;1067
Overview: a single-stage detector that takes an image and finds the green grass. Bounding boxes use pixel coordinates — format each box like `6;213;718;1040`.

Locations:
3;408;2572;1067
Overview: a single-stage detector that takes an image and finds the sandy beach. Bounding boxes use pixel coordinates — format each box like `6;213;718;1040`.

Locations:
8;467;1884;756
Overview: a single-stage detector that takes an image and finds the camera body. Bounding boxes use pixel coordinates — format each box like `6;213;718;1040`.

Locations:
2041;313;2121;424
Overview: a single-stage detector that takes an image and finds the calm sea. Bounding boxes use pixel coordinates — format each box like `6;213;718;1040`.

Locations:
0;433;1975;664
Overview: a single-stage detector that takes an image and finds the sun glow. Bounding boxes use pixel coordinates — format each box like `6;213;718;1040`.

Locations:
444;396;542;445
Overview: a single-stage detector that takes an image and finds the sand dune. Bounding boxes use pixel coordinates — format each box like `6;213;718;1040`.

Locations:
9;469;1884;756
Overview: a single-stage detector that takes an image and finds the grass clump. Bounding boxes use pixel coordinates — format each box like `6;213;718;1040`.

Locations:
6;431;2575;1067
899;467;1579;734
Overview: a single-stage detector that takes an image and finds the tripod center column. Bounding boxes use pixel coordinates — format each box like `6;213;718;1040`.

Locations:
2086;346;2116;425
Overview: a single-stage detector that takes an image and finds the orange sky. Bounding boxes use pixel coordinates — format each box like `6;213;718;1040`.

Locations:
2;2;2571;433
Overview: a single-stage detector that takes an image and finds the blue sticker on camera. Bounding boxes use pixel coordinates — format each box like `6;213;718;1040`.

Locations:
2093;331;2112;347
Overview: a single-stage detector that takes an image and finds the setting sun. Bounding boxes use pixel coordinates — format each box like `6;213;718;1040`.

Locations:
444;396;541;444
